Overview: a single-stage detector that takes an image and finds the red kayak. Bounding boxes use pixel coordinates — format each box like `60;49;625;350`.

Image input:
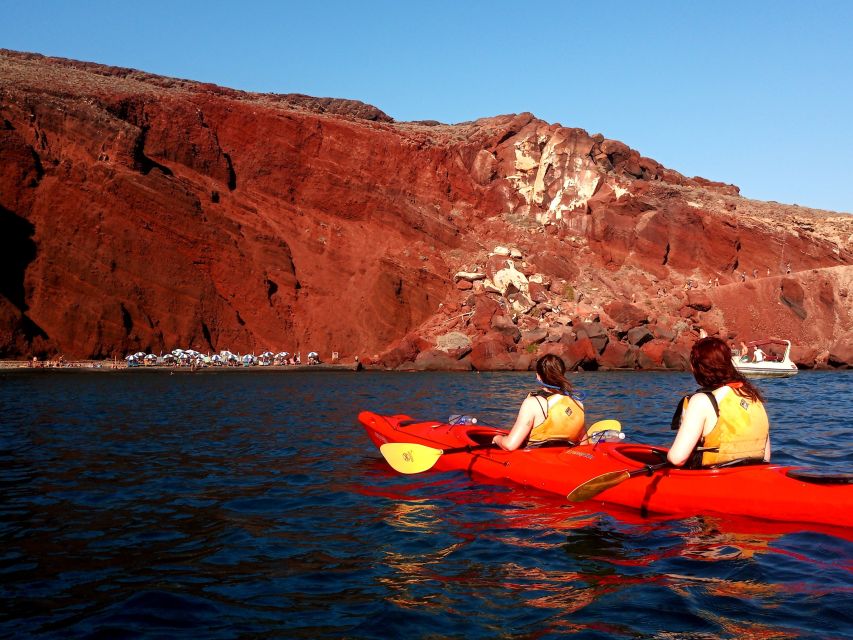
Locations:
359;411;853;529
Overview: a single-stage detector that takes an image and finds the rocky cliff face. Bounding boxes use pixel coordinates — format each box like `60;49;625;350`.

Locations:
1;49;851;368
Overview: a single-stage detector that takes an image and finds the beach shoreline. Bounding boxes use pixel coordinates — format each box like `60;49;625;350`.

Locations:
0;360;362;372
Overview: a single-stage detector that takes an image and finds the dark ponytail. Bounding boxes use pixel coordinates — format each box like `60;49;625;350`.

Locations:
536;354;573;395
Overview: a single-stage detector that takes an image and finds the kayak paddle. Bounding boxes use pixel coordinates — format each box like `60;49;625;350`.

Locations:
567;462;670;502
380;442;490;474
379;419;622;474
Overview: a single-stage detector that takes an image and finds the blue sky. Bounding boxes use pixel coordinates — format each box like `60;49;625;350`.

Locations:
3;1;852;213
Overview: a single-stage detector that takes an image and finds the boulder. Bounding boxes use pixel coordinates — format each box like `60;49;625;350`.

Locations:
516;315;541;331
414;349;472;371
379;334;419;370
599;341;631;369
663;347;690;370
528;281;550;304
686;290;713;312
491;262;530;298
828;341;853;368
520;327;548;346
510;352;536;371
456;279;473;291
469;332;516;370
562;337;599;371
790;344;820;368
638;340;668;368
435;331;472;358
471;294;502;333
626;326;653;347
603;301;648;326
508;291;536;315
575;321;609;354
549;326;574;343
454;271;486;282
491;313;521;343
653;323;676;342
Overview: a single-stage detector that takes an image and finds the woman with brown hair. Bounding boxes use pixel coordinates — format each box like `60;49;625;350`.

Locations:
492;354;585;451
668;337;771;468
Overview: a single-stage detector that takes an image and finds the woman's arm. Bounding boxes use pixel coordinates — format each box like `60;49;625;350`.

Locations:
492;396;540;451
667;393;714;466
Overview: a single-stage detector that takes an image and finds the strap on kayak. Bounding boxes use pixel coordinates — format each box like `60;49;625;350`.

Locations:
786;470;853;484
704;457;765;469
525;437;578;449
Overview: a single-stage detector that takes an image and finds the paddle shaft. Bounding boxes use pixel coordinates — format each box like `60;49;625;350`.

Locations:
440;443;495;456
625;461;670;478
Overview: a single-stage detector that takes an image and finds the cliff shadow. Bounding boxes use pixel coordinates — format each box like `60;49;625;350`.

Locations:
0;205;36;311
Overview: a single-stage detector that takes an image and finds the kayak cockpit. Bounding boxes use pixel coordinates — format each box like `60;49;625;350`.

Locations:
605;443;670;466
466;429;505;446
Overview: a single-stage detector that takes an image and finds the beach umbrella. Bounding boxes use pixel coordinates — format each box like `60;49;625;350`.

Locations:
134;351;146;358
144;354;157;361
308;351;318;358
125;354;137;361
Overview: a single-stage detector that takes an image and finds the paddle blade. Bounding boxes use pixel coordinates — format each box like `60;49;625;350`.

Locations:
380;442;445;474
586;419;622;437
567;470;631;502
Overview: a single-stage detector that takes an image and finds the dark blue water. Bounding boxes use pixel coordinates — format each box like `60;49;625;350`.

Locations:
1;369;851;639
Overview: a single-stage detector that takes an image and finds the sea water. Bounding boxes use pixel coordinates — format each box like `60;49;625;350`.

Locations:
0;369;850;638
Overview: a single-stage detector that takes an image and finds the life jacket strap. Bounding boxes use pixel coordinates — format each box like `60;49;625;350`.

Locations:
670;389;719;431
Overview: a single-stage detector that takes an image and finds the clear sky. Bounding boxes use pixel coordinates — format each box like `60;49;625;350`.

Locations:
3;0;852;213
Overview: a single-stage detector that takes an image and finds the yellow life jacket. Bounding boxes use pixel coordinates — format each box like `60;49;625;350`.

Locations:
528;393;585;444
699;387;769;467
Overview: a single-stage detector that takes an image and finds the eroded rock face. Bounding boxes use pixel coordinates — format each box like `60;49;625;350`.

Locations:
1;49;852;369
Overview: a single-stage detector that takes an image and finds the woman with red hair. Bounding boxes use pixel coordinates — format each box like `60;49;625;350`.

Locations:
668;337;771;468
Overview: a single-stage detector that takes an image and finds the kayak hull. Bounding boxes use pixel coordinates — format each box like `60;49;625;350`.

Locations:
359;411;853;529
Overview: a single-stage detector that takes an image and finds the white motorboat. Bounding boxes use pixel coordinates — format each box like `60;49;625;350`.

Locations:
733;339;798;378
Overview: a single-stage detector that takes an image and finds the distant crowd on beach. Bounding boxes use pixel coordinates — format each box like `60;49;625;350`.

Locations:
16;348;333;370
27;355;86;369
123;348;328;369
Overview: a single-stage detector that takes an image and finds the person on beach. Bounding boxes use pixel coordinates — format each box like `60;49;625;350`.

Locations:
668;337;770;468
491;354;585;452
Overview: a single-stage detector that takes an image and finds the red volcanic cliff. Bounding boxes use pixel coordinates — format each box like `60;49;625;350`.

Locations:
1;49;851;368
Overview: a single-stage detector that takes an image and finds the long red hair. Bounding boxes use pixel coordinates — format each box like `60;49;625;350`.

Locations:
690;337;764;402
